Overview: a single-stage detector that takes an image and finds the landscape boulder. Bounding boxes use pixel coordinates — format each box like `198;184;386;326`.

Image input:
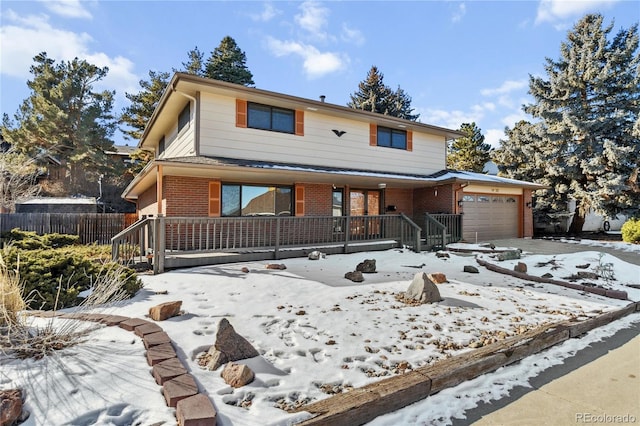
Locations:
266;263;287;270
514;262;528;273
221;362;255;388
405;272;442;304
198;318;260;371
496;250;521;261
308;251;326;260
149;300;182;321
463;265;479;274
427;272;448;284
0;389;25;426
435;252;450;259
344;271;364;282
356;259;376;273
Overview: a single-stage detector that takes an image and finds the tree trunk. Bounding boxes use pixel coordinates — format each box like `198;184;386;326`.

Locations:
568;201;586;235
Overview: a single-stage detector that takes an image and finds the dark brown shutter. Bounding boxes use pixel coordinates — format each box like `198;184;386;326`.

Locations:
407;130;413;151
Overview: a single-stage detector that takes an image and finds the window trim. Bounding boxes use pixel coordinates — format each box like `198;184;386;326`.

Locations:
376;126;407;150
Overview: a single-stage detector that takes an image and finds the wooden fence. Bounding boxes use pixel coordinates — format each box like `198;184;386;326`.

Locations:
0;213;138;245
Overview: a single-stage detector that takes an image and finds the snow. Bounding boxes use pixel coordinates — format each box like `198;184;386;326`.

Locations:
2;244;639;426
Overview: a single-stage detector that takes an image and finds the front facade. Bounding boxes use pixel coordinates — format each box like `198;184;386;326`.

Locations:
123;73;542;242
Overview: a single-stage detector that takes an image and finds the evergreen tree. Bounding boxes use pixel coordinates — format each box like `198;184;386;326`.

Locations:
1;52;117;195
181;46;205;76
447;122;491;172
0;144;42;213
348;66;419;121
121;70;170;141
523;14;640;233
204;36;254;86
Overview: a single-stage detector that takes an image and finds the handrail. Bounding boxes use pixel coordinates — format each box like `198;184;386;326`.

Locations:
423;213;463;250
399;213;422;252
111;217;153;266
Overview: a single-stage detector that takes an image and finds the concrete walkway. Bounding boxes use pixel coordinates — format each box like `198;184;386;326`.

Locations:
492;237;640;267
463;321;640;426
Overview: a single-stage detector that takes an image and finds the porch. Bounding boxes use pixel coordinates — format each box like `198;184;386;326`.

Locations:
111;213;462;274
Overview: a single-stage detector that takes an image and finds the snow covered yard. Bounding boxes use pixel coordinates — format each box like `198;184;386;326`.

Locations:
2;242;639;426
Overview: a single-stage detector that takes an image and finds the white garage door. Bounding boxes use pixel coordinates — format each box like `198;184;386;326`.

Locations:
461;194;520;242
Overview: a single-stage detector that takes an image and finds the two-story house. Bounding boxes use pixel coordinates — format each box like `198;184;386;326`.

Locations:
122;73;542;248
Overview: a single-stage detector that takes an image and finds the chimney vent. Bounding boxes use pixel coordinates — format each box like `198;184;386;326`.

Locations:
319;95;326;103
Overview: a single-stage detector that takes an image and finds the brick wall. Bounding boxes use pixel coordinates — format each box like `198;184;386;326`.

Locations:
523;189;533;237
303;183;333;216
164;176;210;216
137;184;158;216
384;188;413;216
413;185;456;216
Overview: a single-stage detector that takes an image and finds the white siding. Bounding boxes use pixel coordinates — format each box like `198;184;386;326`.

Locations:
196;93;445;174
159;106;195;159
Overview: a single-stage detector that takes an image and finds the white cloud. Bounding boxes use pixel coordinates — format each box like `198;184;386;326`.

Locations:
0;10;138;105
295;1;330;38
266;37;346;78
250;2;280;22
39;0;93;19
484;128;506;148
480;80;527;96
341;23;365;46
452;3;466;23
535;0;618;24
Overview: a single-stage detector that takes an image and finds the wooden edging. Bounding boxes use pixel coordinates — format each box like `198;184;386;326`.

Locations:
293;302;640;426
475;258;629;300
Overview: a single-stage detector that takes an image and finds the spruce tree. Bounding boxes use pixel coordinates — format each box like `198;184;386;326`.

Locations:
181;46;205;76
1;52;117;196
497;14;639;233
204;36;254;86
348;66;419;121
447;122;491;172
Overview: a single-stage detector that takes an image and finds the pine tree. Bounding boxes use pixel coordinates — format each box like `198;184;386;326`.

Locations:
181;46;205;76
447;122;491;172
121;70;170;141
1;52;117;196
204;36;254;86
524;14;640;233
348;66;419;121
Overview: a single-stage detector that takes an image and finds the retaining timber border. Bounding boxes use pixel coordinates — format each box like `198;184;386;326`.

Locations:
293;302;640;426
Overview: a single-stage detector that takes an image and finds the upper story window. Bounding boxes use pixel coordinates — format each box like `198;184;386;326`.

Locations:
178;103;190;132
247;102;295;134
377;126;407;150
158;136;165;155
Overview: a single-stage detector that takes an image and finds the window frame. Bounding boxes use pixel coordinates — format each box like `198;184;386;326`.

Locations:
247;102;295;134
221;183;293;217
376;126;407;150
178;103;190;133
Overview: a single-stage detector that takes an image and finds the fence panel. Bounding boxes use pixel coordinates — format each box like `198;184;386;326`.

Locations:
0;213;132;244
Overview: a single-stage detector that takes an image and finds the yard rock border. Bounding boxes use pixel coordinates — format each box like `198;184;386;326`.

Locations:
293;302;640;426
26;311;217;425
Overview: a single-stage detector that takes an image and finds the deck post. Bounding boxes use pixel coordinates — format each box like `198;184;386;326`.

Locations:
158;215;166;273
274;217;281;260
344;216;351;253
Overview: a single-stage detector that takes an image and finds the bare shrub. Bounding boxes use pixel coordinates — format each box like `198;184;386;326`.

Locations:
1;261;137;360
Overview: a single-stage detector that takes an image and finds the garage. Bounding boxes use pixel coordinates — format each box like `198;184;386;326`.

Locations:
461;194;520;242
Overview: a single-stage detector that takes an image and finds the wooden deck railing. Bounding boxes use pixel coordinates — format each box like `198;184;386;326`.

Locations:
112;214;422;273
423;213;463;250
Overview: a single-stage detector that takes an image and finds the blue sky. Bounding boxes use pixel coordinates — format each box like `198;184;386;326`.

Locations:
1;0;638;147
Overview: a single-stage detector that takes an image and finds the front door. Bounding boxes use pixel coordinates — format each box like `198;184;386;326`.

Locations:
350;190;380;237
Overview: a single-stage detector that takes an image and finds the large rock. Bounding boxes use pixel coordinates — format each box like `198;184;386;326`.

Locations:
0;389;24;426
221;362;255;388
463;265;479;273
199;318;259;371
427;272;448;284
405;272;442;304
356;259;376;273
497;250;521;261
344;271;364;282
514;262;528;273
149;300;182;321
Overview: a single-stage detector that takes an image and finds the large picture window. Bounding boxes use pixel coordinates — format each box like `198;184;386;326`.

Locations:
222;184;292;216
247;102;295;133
377;126;407;149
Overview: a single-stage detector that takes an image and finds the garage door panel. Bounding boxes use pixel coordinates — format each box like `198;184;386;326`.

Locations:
462;195;519;242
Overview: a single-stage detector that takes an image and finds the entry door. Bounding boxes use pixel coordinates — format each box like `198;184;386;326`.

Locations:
350;190;380;237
